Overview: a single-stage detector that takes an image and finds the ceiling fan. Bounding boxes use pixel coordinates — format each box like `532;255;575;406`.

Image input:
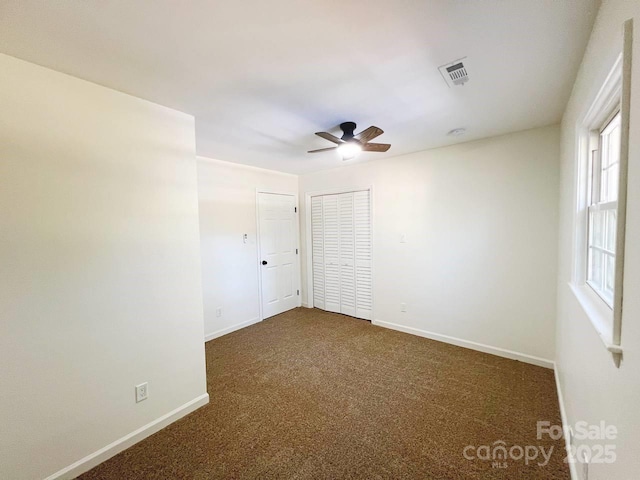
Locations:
308;122;390;160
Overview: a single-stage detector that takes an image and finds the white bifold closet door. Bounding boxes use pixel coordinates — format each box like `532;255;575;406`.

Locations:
311;191;372;320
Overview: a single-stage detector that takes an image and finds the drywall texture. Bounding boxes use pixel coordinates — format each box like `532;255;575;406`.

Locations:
300;125;560;362
0;54;208;479
197;158;298;340
556;1;640;479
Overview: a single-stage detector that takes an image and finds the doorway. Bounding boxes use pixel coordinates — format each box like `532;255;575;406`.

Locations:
257;192;300;319
306;188;373;320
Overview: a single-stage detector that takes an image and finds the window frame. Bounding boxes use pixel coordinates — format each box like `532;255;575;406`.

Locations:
586;109;621;307
571;18;632;366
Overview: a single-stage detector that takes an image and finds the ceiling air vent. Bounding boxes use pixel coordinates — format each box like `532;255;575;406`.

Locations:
439;58;469;87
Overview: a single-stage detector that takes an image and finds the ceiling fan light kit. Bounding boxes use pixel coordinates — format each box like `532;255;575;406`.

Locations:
337;142;362;160
308;122;391;160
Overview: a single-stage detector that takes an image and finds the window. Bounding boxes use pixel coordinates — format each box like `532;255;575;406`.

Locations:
571;18;632;364
587;110;621;307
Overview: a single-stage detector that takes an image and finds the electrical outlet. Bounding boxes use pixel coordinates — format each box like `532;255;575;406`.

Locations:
135;382;148;403
216;307;222;317
401;303;407;313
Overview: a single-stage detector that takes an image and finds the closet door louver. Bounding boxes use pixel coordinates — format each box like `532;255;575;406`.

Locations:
354;191;372;320
311;196;325;310
322;195;341;313
310;190;371;320
338;193;356;317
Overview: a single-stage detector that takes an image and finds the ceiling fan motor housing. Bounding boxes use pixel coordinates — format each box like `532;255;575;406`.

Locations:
340;122;357;141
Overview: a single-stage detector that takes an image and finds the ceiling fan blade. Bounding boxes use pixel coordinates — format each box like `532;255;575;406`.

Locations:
362;142;391;152
315;132;344;144
355;126;383;143
308;147;338;153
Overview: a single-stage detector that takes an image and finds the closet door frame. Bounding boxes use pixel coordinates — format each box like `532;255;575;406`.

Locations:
304;185;374;318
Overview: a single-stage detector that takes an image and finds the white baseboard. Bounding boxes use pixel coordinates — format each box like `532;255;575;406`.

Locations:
301;302;311;308
45;393;209;480
372;319;554;369
204;317;260;342
554;365;578;480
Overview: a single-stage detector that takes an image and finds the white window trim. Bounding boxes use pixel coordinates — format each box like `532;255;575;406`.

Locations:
570;19;632;365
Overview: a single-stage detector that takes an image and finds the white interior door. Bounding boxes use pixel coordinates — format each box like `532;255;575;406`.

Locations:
322;195;341;313
354;191;372;320
258;193;298;319
338;193;356;317
311;190;372;320
311;196;325;310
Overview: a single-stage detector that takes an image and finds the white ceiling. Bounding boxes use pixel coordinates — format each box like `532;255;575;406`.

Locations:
0;1;599;174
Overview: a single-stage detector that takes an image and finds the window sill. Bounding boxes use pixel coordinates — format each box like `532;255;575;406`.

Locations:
569;282;623;355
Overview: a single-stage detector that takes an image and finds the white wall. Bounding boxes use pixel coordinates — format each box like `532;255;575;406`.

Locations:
300;125;560;363
0;54;208;479
197;157;298;340
556;2;640;479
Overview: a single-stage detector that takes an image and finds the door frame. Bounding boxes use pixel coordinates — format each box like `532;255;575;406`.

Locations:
255;189;302;321
303;185;374;318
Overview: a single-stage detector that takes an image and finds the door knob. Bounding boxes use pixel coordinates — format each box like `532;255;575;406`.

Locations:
262;260;268;265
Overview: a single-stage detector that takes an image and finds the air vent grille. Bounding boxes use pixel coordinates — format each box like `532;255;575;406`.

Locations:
439;58;469;87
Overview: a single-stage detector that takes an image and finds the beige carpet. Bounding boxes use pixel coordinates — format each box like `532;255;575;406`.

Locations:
80;308;568;479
